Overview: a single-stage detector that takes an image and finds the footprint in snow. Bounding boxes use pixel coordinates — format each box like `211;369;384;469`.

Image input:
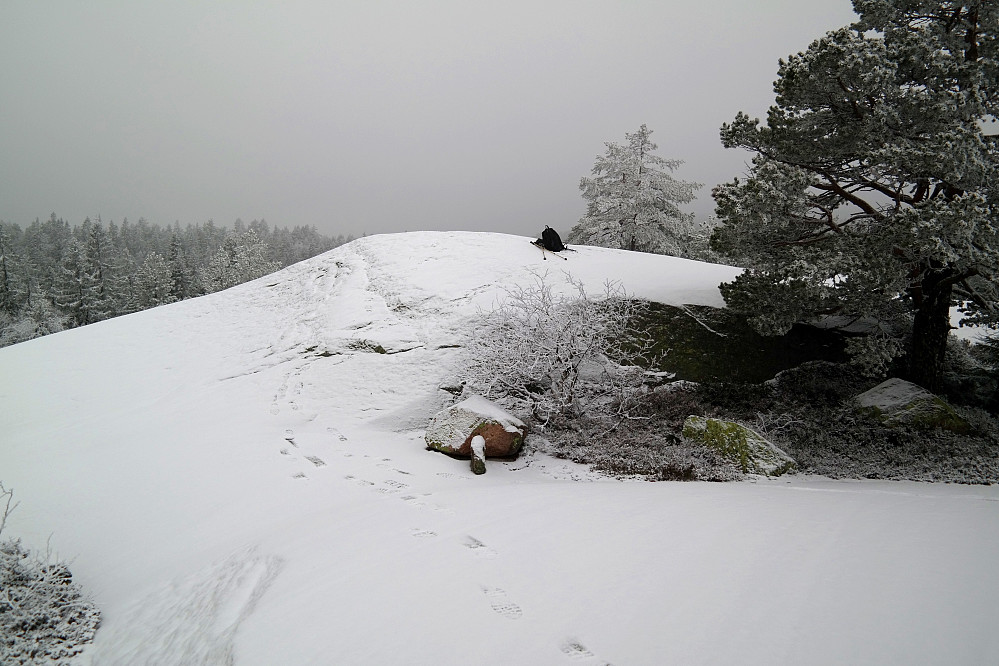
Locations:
292;472;307;480
560;639;613;664
283;429;297;445
560;640;594;660
399;494;454;515
376;462;411;475
410;529;437;538
378;479;409;495
344;475;375;487
435;472;468;480
304;455;326;468
481;587;522;620
463;536;498;559
326;426;348;441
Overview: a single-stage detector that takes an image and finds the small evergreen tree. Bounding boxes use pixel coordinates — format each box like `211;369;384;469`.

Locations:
568;125;702;255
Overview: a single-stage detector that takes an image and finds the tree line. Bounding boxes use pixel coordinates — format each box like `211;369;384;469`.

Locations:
0;215;354;348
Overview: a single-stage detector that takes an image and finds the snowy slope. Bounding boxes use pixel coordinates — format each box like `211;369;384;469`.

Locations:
1;232;997;665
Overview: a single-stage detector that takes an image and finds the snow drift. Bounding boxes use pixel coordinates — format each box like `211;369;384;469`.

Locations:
1;232;997;665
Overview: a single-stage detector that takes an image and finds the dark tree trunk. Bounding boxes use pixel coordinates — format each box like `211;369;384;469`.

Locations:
906;270;953;392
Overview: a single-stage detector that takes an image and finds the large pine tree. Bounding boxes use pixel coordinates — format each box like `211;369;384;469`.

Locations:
711;1;998;391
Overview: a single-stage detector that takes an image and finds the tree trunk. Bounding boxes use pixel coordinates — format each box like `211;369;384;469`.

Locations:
906;271;953;392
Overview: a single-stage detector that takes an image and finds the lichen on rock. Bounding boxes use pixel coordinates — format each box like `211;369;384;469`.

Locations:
681;416;796;477
855;378;970;433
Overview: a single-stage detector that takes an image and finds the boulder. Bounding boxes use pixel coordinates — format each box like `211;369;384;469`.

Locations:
425;395;528;459
682;416;796;477
855;378;970;433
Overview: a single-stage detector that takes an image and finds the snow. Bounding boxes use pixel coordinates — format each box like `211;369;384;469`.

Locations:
454;395;526;433
1;231;997;665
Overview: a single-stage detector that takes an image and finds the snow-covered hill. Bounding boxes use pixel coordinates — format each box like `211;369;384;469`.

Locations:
2;232;998;665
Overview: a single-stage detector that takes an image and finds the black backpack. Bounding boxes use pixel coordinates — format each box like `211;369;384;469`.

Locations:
541;226;565;252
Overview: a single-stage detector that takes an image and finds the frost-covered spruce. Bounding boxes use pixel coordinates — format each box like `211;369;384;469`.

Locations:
568;124;702;256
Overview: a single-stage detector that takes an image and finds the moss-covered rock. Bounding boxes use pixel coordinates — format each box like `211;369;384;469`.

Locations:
855;378;971;433
681;416;796;476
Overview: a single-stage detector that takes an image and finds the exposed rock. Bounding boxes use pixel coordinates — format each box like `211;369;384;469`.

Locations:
855;378;971;433
425;395;528;459
682;416;796;477
470;435;487;475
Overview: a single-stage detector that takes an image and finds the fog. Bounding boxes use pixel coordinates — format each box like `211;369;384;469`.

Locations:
0;1;857;238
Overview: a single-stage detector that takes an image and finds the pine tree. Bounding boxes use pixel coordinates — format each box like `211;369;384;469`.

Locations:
200;230;280;294
711;1;998;391
53;241;95;327
0;224;29;316
567;125;702;255
135;252;175;308
168;234;197;300
82;222;117;322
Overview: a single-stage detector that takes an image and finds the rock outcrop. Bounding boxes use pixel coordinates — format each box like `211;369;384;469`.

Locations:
855;378;970;433
682;416;796;477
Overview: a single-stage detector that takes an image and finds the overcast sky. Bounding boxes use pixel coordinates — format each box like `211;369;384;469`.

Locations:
0;1;858;239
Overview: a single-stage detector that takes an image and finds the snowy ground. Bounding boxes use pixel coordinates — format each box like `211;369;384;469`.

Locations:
2;232;998;665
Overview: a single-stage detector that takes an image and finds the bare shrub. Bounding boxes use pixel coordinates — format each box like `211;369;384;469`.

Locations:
0;483;101;665
459;271;661;425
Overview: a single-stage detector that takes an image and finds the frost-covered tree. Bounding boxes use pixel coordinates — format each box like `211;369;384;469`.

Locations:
82;221;130;321
200;230;281;294
568;125;702;255
168;234;197;300
711;1;999;391
459;272;659;424
135;252;175;308
0;224;29;316
52;240;96;327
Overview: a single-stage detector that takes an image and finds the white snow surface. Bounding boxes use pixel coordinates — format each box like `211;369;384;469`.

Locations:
452;395;527;432
1;231;997;665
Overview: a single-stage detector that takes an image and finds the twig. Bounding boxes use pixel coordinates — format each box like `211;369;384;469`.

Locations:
679;305;728;337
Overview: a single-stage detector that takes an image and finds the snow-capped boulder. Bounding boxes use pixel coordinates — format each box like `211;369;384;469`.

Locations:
855;378;970;432
682;416;796;477
425;395;528;460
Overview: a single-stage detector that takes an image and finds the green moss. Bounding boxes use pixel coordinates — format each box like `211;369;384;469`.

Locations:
682;416;796;476
858;390;971;434
625;303;847;383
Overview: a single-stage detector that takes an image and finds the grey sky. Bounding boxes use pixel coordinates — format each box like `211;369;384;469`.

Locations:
0;1;857;239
